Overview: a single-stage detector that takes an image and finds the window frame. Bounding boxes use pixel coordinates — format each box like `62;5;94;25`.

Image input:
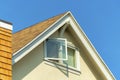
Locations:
44;38;68;60
63;42;80;71
44;38;80;71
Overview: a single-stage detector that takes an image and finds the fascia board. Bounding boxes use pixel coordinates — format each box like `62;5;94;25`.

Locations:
68;12;115;80
0;20;12;30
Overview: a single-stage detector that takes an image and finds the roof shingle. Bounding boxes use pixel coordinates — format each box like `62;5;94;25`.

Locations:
12;12;66;53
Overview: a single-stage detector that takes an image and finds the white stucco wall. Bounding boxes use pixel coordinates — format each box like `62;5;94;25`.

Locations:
13;28;101;80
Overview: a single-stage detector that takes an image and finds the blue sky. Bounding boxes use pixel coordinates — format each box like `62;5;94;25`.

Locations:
0;0;119;79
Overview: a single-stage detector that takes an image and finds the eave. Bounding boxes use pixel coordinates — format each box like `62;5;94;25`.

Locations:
12;11;115;80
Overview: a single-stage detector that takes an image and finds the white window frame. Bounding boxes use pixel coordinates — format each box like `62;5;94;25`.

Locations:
44;39;80;71
63;42;80;71
44;38;68;60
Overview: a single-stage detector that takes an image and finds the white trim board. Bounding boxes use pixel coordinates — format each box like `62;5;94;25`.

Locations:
0;20;12;30
12;12;70;64
12;11;115;80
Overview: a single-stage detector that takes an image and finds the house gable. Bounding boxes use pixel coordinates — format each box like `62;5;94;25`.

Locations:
13;27;96;80
12;11;115;80
12;12;70;64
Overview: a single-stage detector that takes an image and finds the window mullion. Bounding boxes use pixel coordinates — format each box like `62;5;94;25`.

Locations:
75;49;80;71
59;43;64;64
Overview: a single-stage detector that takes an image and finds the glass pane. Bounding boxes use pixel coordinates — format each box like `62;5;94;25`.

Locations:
46;39;67;60
46;39;59;58
64;48;75;67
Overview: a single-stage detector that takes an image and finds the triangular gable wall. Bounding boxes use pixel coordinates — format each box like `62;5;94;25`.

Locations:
12;11;115;80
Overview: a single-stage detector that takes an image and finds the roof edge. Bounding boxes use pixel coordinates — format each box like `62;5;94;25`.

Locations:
12;11;69;62
68;12;116;80
12;11;115;80
0;19;13;30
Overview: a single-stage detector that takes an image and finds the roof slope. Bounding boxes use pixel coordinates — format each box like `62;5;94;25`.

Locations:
12;13;66;53
12;12;115;79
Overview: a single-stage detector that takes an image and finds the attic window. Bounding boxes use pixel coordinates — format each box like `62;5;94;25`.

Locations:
45;38;67;60
45;38;80;71
63;47;76;67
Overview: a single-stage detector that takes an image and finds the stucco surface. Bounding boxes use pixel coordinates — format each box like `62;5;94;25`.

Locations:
13;29;100;80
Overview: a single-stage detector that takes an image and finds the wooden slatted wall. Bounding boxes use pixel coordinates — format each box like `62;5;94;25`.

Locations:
0;27;12;80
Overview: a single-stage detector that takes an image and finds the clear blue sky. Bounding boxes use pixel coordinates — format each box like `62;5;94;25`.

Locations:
0;0;119;79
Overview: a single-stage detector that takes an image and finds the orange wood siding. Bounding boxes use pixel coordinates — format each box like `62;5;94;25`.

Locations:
0;27;12;80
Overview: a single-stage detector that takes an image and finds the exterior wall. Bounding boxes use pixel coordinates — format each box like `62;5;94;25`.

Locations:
13;28;100;80
0;27;12;80
13;43;44;80
63;29;99;80
80;53;99;80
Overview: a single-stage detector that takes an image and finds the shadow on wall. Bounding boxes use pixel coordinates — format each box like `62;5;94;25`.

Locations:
80;46;104;80
12;43;44;80
13;43;79;80
44;60;69;77
12;43;69;80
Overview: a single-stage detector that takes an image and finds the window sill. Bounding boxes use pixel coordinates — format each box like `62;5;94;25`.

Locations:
44;59;81;75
